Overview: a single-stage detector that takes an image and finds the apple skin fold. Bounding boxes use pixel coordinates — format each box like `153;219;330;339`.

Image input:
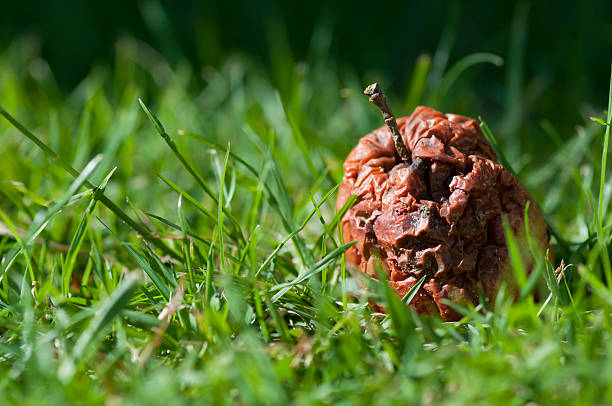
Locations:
337;106;550;321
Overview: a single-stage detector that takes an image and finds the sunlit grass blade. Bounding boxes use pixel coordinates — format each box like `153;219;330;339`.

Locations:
595;64;612;286
0;207;34;283
270;241;357;302
58;273;139;382
372;262;420;355
579;265;612;307
144;212;243;266
256;184;339;277
138;99;245;244
216;144;230;274
204;228;216;304
1;155;102;279
145;212;210;246
336;211;348;310
98;218;171;301
478;117;516;176
179;129;289;228
521;202;545;299
314;194;357;253
381;275;427;325
176;195;195;292
178;130;258;174
0;105;180;259
241;124;307;239
72;98;93;169
62;167;117;296
1;181;50;207
502;215;527;293
157;174;217;223
263;291;290;342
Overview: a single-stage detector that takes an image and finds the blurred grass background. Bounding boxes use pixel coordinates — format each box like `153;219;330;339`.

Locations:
3;0;612;134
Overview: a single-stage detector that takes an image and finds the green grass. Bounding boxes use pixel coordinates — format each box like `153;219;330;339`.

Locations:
2;33;612;405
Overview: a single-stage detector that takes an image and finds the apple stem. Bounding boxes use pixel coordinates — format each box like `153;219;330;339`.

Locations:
364;83;411;162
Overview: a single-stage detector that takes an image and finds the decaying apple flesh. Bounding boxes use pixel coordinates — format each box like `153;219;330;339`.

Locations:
337;106;550;321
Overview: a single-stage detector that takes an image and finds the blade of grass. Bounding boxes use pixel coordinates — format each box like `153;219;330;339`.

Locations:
145;212;210;246
98;218;171;301
256;184;339;277
58;273;139;383
263;291;290;341
336;209;347;310
280;95;320;178
501;1;530;162
1;180;50;207
596;64;612;286
426;1;460;96
177;195;195;292
405;54;431;111
270;241;357;303
138;99;245;244
178;130;258;175
521;202;546;299
480;116;571;255
502;215;528;293
62;167;117;296
429;53;503;107
0;207;34;283
372;261;418;354
0;105;180;260
478;118;517;176
180;129;290;236
1;155;103;279
381;275;427;325
145;212;245;271
217;143;230;274
156;174;218;223
242;125;307;239
314;194;357;256
205;227;216;304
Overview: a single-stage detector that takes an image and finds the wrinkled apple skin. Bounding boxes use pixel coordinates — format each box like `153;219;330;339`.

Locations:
338;106;550;321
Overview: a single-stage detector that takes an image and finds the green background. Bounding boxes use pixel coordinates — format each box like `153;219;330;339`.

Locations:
2;0;611;135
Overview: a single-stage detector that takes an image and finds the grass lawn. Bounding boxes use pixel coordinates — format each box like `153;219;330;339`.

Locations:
1;33;612;405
